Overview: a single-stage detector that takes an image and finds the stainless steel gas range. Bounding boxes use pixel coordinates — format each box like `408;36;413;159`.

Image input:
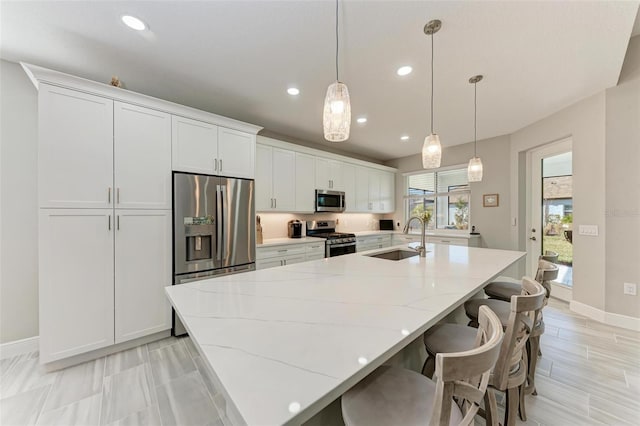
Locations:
306;220;356;257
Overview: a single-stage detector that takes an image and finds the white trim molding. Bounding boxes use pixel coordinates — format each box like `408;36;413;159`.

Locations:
570;300;640;331
0;336;39;359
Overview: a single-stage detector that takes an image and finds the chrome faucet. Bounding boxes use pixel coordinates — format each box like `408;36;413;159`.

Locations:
403;216;427;257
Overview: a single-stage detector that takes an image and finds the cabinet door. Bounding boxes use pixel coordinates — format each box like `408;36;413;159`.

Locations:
272;148;295;211
380;172;395;213
218;127;255;179
284;254;306;266
256;258;284;270
255;144;273;211
115;210;172;343
295;153;316;212
355;166;370;212
39;209;114;362
368;169;382;212
171;116;218;174
115;103;171;209
329;160;344;191
39;84;114;209
342;164;356;212
315;158;332;190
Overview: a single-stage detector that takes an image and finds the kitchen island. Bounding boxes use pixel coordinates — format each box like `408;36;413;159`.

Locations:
165;243;525;425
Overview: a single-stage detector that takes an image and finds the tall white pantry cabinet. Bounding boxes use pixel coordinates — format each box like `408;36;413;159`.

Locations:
37;84;172;363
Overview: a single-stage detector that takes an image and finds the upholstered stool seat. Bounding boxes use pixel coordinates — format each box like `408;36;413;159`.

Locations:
464;298;511;327
484;280;522;301
342;365;463;426
423;323;477;354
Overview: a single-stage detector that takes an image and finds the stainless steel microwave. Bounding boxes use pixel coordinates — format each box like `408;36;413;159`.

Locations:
315;190;345;212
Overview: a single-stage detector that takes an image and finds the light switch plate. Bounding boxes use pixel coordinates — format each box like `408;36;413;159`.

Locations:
624;283;637;296
578;225;598;236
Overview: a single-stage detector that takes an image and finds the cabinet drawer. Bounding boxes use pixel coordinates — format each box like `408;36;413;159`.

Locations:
392;235;422;245
305;243;325;258
427;237;468;246
257;245;306;260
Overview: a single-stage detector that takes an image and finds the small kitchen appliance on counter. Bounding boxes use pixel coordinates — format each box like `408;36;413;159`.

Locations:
306;220;356;257
288;220;303;238
379;219;394;231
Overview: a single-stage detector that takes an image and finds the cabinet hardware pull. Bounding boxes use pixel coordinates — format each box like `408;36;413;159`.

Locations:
214;158;218;171
274;198;277;208
117;215;120;230
108;215;111;230
220;159;222;172
108;187;111;204
278;249;287;253
117;188;120;204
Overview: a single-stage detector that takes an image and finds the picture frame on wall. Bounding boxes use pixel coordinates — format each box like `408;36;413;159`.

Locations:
483;194;499;207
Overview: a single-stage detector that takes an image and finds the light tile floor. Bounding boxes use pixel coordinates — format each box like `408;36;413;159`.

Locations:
1;299;638;425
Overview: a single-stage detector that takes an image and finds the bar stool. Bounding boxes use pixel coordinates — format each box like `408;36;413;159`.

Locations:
424;278;546;426
342;306;504;426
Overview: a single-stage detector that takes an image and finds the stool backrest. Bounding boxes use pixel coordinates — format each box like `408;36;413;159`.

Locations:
535;259;559;299
430;305;504;426
540;250;559;263
492;278;546;391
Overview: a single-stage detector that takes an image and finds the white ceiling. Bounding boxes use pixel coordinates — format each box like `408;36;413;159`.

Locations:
1;1;638;161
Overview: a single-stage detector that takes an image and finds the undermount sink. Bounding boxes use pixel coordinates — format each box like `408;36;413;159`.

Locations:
366;249;421;261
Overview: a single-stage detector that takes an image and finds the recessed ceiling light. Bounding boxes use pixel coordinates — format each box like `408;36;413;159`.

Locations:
401;135;410;141
356;117;367;124
121;15;146;31
287;87;300;96
397;66;413;76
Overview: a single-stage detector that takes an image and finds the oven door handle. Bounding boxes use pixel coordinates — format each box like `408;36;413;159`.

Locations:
329;242;356;249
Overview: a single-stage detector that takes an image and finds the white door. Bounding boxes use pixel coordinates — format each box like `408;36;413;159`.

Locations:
295;152;316;212
114;102;171;209
114;210;172;343
38;209;115;362
355;166;370;212
218;127;255;179
38;84;114;209
271;148;295;211
171;116;218;174
380;171;395;213
255;144;273;211
342;164;356;212
528;138;573;300
368;169;382;212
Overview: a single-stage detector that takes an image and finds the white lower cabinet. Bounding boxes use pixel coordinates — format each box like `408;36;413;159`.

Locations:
256;241;326;270
115;210;172;343
39;208;172;363
39;209;115;363
356;235;392;252
392;234;423;245
427;236;480;247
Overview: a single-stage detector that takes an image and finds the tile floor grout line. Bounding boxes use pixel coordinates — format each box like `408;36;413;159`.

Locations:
98;355;107;426
31;351;54;426
144;342;165;426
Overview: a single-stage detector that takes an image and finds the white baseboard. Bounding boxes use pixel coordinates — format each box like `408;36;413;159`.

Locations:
0;336;39;359
570;300;640;331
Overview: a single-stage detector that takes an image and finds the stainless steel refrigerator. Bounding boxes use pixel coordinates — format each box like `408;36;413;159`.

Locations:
172;172;255;335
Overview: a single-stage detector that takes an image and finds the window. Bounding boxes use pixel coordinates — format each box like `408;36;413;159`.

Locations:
405;167;470;232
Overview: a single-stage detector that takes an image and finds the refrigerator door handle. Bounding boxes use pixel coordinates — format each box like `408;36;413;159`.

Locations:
219;184;227;263
216;185;223;262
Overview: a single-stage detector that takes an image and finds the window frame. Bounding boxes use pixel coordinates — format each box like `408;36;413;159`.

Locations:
403;164;471;234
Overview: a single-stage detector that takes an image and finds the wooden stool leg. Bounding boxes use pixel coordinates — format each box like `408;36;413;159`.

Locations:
518;383;527;421
484;388;499;426
526;335;541;395
505;386;519;426
422;355;435;378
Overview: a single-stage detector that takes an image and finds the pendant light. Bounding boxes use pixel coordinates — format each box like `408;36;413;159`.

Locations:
422;19;442;169
323;0;351;142
467;75;484;182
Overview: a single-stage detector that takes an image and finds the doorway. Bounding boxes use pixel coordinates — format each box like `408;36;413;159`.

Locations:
528;138;573;301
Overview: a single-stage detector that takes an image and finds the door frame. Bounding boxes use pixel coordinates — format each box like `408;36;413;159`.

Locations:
526;137;573;300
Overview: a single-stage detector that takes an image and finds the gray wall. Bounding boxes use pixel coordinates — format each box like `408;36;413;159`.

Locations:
384;135;513;251
0;59;39;343
604;36;640;318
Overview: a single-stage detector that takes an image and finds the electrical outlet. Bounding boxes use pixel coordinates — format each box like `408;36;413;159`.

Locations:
623;283;637;296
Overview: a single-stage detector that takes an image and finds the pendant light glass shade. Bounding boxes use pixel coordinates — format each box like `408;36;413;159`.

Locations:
422;133;442;169
323;81;351;142
467;156;483;182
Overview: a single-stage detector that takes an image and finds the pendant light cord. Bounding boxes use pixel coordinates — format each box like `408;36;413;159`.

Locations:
474;81;477;157
430;32;434;134
335;0;339;82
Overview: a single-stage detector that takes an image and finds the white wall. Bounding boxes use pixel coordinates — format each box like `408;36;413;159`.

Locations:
0;59;39;343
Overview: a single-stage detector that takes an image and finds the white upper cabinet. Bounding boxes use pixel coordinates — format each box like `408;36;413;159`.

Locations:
256;145;295;211
171;116;218;174
172;116;255;179
368;169;382;212
380;171;395;213
342;164;356;212
217;127;255;179
39;209;115;363
295;152;316;212
355;166;370;212
316;158;343;191
39;84;114;209
114;102;171;209
115;210;172;343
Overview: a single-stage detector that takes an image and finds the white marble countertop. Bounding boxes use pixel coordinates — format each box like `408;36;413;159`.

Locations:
353;230;481;239
165;243;524;425
258;236;326;248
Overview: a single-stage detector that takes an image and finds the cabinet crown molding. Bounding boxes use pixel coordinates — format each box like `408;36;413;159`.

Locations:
21;62;263;135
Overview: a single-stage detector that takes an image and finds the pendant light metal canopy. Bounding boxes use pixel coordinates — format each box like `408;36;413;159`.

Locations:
467;74;484;182
422;19;442;169
323;0;351;142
